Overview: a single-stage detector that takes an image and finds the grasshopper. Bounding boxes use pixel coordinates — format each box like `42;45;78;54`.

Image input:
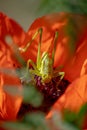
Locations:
19;28;65;84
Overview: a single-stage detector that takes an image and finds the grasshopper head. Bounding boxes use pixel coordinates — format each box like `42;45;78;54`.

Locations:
42;74;52;83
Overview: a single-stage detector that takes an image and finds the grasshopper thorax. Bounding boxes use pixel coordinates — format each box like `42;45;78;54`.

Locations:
39;52;53;83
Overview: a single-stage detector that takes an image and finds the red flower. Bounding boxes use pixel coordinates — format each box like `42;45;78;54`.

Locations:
22;13;87;129
0;12;87;130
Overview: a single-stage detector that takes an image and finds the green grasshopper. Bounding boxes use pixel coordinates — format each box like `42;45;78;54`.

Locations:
19;28;65;84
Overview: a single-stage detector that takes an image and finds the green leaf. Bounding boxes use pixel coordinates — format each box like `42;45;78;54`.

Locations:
2;122;30;130
63;104;87;129
77;103;87;127
22;84;43;107
63;109;77;125
2;112;48;130
64;17;77;55
22;112;48;130
38;0;87;16
52;111;80;130
16;67;33;84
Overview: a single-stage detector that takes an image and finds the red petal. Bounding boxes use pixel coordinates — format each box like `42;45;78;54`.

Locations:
0;75;22;120
47;75;87;128
0;12;25;120
0;12;26;68
63;28;87;82
0;12;25;45
50;74;87;112
22;13;86;65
